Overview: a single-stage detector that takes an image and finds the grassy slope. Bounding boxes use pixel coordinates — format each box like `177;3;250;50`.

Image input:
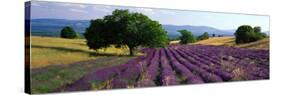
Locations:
194;37;235;46
31;36;130;68
30;36;138;93
236;38;269;49
193;37;269;50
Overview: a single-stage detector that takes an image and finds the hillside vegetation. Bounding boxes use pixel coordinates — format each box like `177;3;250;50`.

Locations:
194;36;269;50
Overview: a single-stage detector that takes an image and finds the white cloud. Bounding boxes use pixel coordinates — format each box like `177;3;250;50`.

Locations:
31;3;40;6
92;5;113;13
134;8;155;15
70;9;88;14
79;5;88;8
30;2;50;8
159;10;176;15
57;3;88;8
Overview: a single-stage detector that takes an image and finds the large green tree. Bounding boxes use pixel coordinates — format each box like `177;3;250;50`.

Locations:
84;9;168;56
60;26;79;39
84;19;109;50
177;29;196;44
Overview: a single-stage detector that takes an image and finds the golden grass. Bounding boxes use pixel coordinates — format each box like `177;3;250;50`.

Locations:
169;40;180;44
30;36;130;68
194;37;236;46
194;36;269;50
236;38;269;50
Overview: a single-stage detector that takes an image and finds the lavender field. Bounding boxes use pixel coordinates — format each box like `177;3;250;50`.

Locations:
59;44;269;92
26;1;271;94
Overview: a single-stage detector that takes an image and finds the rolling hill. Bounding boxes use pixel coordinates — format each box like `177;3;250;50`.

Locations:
31;19;89;37
162;24;234;38
30;19;235;38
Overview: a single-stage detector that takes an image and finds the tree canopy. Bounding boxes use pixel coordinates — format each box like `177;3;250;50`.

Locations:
60;26;79;39
84;9;168;56
235;25;266;44
177;29;196;44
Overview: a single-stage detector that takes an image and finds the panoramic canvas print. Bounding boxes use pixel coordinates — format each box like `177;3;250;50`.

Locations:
25;1;270;94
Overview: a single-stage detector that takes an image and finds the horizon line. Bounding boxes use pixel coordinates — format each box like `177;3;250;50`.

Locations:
30;18;270;32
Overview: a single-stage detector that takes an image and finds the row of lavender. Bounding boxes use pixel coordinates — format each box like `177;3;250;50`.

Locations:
169;44;269;80
62;44;269;91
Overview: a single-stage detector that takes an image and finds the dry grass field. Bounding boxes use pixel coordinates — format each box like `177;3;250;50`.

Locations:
194;37;236;46
194;37;269;50
31;36;131;68
236;38;269;49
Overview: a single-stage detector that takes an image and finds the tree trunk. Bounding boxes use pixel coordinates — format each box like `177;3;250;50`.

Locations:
129;47;135;56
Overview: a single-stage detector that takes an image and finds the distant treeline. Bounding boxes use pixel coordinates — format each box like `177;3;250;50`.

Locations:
168;32;225;42
172;25;267;44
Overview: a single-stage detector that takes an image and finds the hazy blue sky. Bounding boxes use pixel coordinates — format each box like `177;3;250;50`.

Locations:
29;1;270;31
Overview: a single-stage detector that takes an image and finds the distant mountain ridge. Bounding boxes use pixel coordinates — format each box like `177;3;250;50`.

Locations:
162;24;234;38
31;19;89;32
30;18;235;38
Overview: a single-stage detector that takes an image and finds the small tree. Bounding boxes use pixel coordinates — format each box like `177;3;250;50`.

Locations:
254;26;267;38
235;25;254;43
212;34;216;37
60;26;79;39
254;26;261;33
235;25;266;44
178;29;196;44
198;32;209;40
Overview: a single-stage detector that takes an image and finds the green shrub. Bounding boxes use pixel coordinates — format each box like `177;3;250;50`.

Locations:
235;25;266;44
198;32;209;40
60;26;79;39
177;29;196;44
